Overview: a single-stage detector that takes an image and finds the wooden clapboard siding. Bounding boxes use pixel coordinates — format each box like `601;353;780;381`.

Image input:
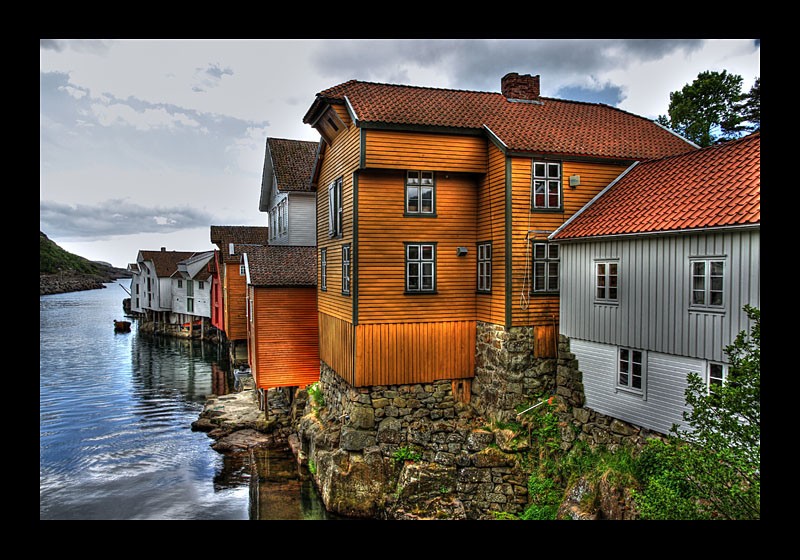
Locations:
476;142;506;325
357;169;479;323
510;157;629;328
316;105;360;323
364;130;487;173
353;320;476;387
318;311;354;382
250;286;319;389
225;262;249;340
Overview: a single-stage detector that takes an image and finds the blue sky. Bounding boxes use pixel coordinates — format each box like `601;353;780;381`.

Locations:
40;39;759;268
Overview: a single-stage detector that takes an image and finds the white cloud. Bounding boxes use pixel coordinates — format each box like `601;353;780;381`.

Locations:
90;102;202;131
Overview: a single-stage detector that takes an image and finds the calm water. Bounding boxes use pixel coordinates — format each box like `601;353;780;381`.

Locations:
40;282;335;520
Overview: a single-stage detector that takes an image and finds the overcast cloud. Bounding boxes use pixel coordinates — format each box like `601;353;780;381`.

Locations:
40;38;759;268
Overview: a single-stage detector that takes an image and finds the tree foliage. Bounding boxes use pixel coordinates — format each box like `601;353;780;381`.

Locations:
658;70;760;147
635;306;760;519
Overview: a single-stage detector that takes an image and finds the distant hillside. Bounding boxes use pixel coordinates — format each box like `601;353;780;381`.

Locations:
40;232;131;295
40;231;100;275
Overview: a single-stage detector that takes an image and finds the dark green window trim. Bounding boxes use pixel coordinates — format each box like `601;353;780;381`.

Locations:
404;241;438;294
477;241;492;294
341;243;351;296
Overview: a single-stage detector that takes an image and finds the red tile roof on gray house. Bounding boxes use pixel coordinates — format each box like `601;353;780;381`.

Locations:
304;73;698;161
551;131;760;240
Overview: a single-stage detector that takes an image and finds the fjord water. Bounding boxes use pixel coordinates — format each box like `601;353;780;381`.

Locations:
40;282;332;520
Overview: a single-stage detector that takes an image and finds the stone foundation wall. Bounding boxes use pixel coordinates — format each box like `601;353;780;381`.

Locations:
294;362;529;519
292;323;664;519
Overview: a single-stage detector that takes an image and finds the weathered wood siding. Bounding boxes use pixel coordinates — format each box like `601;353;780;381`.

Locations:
318;311;354;383
476;142;505;325
569;339;697;435
559;228;760;363
364;130;486;173
353;320;476;387
224;263;249;340
357;169;479;323
316;104;360;323
509;158;629;328
249;286;319;389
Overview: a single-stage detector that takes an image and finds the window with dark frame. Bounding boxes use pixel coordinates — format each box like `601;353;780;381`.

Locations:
406;171;435;215
341;244;350;295
532;161;562;209
532;242;559;292
328;177;343;237
477;242;492;292
405;243;436;292
320;248;327;291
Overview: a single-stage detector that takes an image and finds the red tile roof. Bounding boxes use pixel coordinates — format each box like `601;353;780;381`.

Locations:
209;225;268;263
306;79;697;161
243;245;317;287
138;250;198;277
552;132;760;240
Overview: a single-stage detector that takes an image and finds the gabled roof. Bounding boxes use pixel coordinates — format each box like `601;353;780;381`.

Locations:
551;131;760;241
137;250;198;277
259;137;319;211
304;79;697;161
242;245;317;287
210;225;268;263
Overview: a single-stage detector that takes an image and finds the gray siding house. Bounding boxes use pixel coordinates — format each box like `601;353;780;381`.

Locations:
259;137;318;247
550;132;760;435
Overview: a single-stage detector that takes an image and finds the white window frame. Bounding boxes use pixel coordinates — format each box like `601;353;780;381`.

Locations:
690;258;725;310
617;347;646;396
406;243;436;292
532;243;559;292
532;161;562;209
595;260;619;303
405;170;435;215
706;362;728;394
477;242;492;292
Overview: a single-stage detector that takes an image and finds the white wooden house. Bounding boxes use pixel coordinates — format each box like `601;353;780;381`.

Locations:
171;251;214;327
550;132;760;435
259;137;318;247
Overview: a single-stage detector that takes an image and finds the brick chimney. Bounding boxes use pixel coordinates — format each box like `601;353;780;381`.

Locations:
501;72;540;101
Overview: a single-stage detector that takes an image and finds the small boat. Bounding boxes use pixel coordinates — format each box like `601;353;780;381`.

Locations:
114;320;131;332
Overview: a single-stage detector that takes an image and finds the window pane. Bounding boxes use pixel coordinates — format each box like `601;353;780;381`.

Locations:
609;287;617;300
534;262;545;291
548;244;558;259
548;262;559;290
548;163;560;178
693;290;705;305
534;244;546;260
620;349;629;362
407;171;419;184
619;372;628;386
407;186;419;212
609;263;617;276
597;263;606;276
407;245;419;260
711;261;724;276
534;163;546;177
478;245;484;260
421;245;434;260
693;261;705;276
632;374;641;389
421;171;433;185
421;187;433;212
711;290;723;306
485;244;491;259
408;263;419;289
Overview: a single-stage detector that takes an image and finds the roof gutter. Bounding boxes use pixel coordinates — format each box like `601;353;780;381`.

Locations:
549;161;640;241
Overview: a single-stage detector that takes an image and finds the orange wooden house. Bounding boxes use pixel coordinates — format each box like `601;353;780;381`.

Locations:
209;225;268;363
302;72;697;389
242;245;318;391
244;137;319;394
